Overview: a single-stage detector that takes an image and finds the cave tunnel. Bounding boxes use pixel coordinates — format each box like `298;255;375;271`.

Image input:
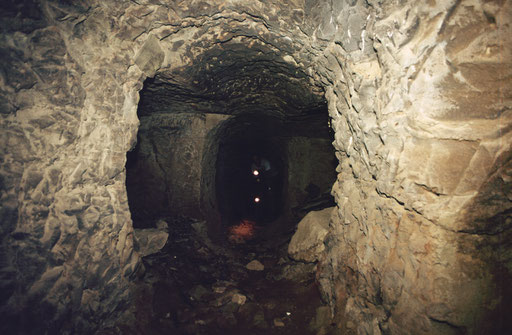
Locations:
215;113;288;226
125;44;337;244
121;44;339;333
2;0;511;334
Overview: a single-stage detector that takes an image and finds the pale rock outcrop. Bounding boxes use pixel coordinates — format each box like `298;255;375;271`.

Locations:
246;260;265;271
133;228;168;257
288;207;334;262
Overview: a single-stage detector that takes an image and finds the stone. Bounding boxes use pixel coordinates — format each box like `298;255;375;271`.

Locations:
278;262;316;282
133;228;168;257
231;293;247;305
246;260;264;271
214;290;244;307
273;318;285;327
288;207;334;262
155;219;168;231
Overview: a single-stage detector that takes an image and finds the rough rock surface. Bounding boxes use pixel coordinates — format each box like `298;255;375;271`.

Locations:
288;207;333;262
0;0;510;334
134;228;169;257
107;216;328;334
126;113;228;225
317;2;512;334
246;260;265;271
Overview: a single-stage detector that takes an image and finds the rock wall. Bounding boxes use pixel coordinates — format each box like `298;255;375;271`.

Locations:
316;0;512;333
287;137;337;214
0;0;510;333
126;113;225;226
0;1;143;332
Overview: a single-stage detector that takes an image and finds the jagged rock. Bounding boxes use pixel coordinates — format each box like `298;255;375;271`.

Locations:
134;34;165;77
155;219;168;231
246;260;264;271
288;207;334;262
134;228;169;257
275;262;316;282
214;290;245;307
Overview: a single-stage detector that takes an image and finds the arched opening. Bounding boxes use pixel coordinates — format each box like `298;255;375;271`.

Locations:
123;41;338;333
125;42;337;241
211;110;337;244
215;113;286;226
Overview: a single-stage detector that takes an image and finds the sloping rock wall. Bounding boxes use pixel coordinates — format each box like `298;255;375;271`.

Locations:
316;1;512;333
0;1;143;332
126;113;226;225
0;0;510;334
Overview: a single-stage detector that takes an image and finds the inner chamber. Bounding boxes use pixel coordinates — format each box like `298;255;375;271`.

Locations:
125;42;337;242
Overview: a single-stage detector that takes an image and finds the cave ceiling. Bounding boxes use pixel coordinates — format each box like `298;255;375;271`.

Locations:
137;41;326;117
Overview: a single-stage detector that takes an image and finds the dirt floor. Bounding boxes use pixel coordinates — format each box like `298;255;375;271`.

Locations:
100;216;335;335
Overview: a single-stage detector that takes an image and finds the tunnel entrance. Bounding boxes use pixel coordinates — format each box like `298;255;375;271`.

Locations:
212;110;337;244
125;96;336;239
125;42;337;240
215;113;286;227
123;43;338;333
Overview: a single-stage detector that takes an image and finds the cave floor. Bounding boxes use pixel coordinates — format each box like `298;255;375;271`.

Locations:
103;216;335;335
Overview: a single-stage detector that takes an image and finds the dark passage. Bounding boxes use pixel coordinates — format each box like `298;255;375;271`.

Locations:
125;43;337;239
215;113;286;225
122;45;338;334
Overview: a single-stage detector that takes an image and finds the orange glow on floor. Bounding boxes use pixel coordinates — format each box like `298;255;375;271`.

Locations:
228;219;257;243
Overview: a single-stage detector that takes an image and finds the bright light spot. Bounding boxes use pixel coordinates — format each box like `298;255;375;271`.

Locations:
253;170;259;176
286;312;291;316
254;197;260;203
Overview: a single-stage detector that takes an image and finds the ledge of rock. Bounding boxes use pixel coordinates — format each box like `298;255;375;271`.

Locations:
288;207;334;262
134;226;169;257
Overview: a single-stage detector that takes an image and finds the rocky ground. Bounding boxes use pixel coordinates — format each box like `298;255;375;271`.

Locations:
100;216;334;335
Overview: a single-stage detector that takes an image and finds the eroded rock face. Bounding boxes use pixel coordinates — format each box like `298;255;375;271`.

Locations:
317;1;512;334
288;207;333;263
0;0;510;334
133;226;168;257
126;112;227;225
0;1;142;333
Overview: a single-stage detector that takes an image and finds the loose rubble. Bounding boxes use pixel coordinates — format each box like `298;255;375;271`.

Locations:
246;260;265;271
103;216;334;334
